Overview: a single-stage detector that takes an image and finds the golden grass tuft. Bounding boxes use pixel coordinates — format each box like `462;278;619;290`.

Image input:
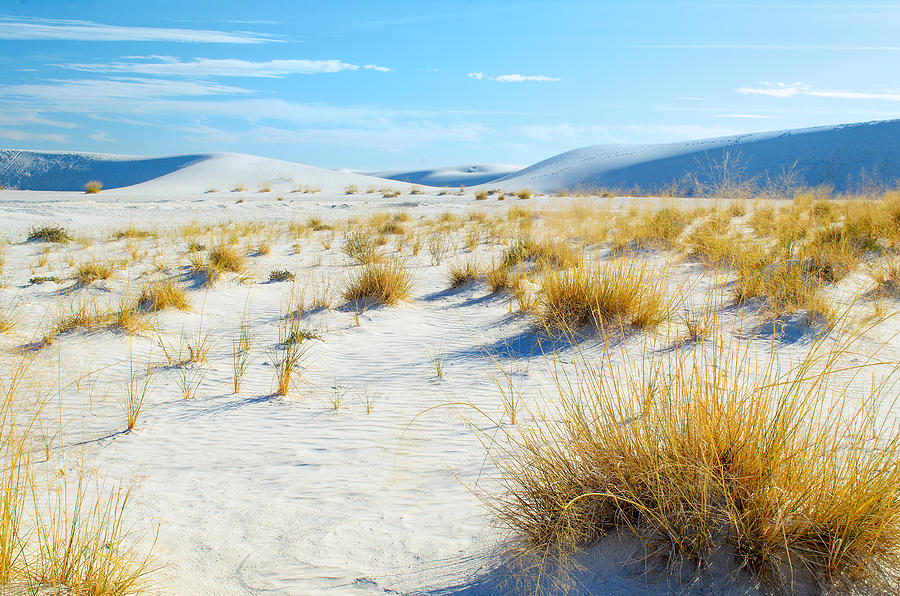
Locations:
448;258;480;288
75;260;114;286
537;258;671;332
137;280;190;312
342;258;412;307
495;328;900;594
83;180;103;194
207;243;246;274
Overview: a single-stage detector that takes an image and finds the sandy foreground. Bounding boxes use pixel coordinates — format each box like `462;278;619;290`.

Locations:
0;187;897;595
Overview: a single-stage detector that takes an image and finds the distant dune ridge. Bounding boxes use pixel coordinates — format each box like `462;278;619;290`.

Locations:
364;163;524;187
2;119;899;193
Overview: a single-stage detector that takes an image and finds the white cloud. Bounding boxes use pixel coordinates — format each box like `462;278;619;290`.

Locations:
2;78;252;106
716;113;774;119
0;128;67;143
739;82;900;101
0;16;280;43
61;57;389;78
89;131;116;143
468;72;559;82
495;74;560;83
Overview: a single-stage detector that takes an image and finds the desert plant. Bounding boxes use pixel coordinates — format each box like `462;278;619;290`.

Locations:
344;184;359;195
494;325;900;595
75;260;114;286
537;258;671;332
342;258;412;307
83;180;103;194
208;243;246;274
516;189;532;200
268;269;295;282
122;351;152;431
137;280;190;312
448;259;480;288
27;225;72;243
475;190;489;200
176;366;205;399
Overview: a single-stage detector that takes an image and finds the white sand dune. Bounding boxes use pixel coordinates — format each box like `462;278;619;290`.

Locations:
364;163;523;187
490;119;900;193
5;118;900;196
0;150;414;194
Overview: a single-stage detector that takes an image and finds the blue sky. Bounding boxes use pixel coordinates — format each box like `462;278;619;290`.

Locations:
1;1;899;169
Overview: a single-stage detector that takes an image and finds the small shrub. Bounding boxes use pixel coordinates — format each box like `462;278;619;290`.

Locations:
475;190;489;201
268;269;295;282
257;183;271;192
27;225;72;243
409;185;423;195
516;189;532;200
84;180;103;194
344;184;359;195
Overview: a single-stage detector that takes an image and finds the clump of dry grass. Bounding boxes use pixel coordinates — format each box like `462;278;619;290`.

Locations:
342;258;411;307
343;230;379;265
75;260;114;286
27;225;72;243
448;259;480;288
537;258;671;332
137;280;190;312
84;180;103;193
207;243;246;274
268;269;295;282
502;237;580;271
112;226;155;240
516;189;532;200
732;249;833;323
495;327;900;594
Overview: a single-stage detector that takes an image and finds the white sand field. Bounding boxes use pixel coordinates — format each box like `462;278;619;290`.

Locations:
1;134;899;595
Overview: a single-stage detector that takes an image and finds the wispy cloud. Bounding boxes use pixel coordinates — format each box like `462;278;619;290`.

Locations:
468;72;559;82
60;57;390;78
0;128;67;143
0;16;281;43
716;113;774;119
738;82;900;101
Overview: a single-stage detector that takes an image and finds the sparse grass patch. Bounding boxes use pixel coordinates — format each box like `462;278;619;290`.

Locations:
516;189;532;200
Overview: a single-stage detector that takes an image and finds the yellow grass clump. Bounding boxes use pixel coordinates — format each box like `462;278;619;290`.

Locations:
75;260;114;286
342;258;412;307
495;327;900;594
537;258;671;332
448;259;480;288
137;280;190;312
84;180;103;194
